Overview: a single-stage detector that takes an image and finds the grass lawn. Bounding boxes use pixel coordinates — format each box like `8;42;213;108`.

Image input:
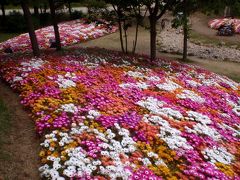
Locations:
0;99;11;161
0;32;19;43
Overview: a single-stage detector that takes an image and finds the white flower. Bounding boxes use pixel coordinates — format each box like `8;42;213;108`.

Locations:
57;75;76;89
119;81;149;89
177;90;205;103
58;103;78;113
137;97;164;113
202;147;235;165
187;111;212;124
233;106;240;116
156;80;181;91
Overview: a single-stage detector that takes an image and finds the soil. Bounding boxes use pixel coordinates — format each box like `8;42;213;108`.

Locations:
0;81;40;180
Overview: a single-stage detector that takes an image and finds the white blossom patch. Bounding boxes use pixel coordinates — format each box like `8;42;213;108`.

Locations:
217;76;239;90
144;115;193;150
126;71;146;79
156;80;181;91
232;106;240;116
185;123;221;141
87;110;101;119
137;97;165;113
13;76;23;82
119;82;149;90
20;58;46;70
187;111;212;125
67;123;135;179
202;147;235;165
177;90;205;103
58;103;78;114
185;80;201;87
56;74;76;89
146;76;161;82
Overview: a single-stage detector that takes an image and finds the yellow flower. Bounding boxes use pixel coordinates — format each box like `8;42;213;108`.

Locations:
39;150;45;157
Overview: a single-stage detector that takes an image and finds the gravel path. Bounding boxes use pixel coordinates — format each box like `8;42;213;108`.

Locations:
157;22;240;62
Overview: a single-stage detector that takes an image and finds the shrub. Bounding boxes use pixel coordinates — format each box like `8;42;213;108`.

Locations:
70;10;85;20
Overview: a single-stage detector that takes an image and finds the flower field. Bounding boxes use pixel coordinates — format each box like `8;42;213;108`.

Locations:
0;19;117;53
0;48;239;179
208;18;240;33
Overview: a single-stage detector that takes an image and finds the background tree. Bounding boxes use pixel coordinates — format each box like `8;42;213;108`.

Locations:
172;0;197;61
105;0;145;54
0;0;9;22
48;0;61;50
64;0;76;15
143;0;179;60
19;0;40;57
199;0;240;17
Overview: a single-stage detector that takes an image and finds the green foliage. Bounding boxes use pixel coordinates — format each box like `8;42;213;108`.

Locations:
199;0;240;16
3;11;27;32
70;10;86;20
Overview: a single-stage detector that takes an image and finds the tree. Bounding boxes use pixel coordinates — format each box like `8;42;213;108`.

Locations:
48;0;61;50
105;0;146;54
143;0;179;60
199;0;240;16
172;0;197;61
64;0;75;15
0;0;9;22
20;0;40;57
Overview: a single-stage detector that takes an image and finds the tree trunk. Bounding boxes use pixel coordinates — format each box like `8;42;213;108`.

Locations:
33;6;39;16
44;4;47;13
132;22;139;54
1;3;5;20
21;1;40;57
123;20;128;54
118;20;125;53
183;0;188;61
149;17;157;61
68;1;72;15
49;0;61;50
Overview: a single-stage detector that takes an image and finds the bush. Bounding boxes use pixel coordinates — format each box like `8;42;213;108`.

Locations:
70;10;85;20
38;13;52;27
2;11;40;33
3;11;27;33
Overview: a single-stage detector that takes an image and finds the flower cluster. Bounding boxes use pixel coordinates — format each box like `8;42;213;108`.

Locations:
208;18;240;33
0;47;239;179
0;19;117;53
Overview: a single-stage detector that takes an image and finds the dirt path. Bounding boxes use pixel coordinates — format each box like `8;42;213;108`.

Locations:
0;81;40;180
76;26;240;82
191;12;240;43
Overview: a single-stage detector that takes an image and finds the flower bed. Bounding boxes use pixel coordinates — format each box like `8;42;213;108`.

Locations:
0;48;239;179
0;19;117;53
208;18;240;33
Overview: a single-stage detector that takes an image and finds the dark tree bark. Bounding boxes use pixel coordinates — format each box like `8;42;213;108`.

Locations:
33;6;39;16
118;20;125;53
149;17;157;61
49;0;61;50
1;3;5;20
146;0;175;61
68;1;72;15
132;22;139;54
21;1;40;57
183;0;188;61
44;4;47;13
123;20;128;54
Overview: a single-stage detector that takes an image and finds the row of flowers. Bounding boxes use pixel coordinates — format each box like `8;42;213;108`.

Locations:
0;48;239;179
208;18;240;33
0;19;117;53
